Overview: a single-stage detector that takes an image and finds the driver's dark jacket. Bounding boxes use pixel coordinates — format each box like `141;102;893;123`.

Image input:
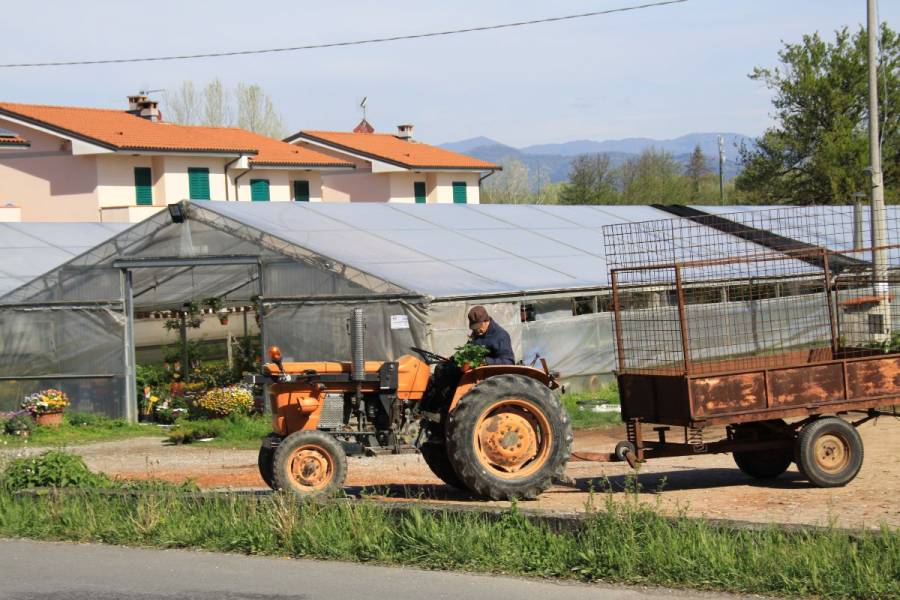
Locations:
471;320;515;365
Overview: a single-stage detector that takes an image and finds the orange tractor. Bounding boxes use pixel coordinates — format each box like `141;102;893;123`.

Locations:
252;309;572;500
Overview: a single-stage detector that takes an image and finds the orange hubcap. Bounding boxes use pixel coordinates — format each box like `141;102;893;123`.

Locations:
814;433;850;474
475;398;552;478
289;445;334;490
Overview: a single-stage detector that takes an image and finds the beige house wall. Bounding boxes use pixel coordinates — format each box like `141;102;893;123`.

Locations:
0;124;100;221
233;169;323;202
430;171;481;203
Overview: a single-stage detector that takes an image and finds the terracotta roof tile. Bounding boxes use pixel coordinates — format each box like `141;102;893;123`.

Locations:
0;103;351;168
295;130;498;170
0;133;29;147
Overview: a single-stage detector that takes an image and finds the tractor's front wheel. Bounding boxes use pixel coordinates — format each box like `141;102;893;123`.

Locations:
446;374;572;500
272;430;347;496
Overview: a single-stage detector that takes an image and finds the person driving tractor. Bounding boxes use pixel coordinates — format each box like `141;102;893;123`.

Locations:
468;305;515;365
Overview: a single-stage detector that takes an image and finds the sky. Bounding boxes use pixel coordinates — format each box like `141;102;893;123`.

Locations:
1;0;896;148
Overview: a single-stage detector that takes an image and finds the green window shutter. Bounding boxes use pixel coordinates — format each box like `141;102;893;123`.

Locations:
188;168;210;200
134;167;152;206
452;181;467;204
293;180;310;202
250;179;270;201
414;181;426;204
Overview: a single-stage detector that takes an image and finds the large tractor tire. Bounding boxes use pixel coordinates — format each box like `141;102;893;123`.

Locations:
731;420;793;479
257;434;280;490
795;417;863;488
272;430;348;496
419;442;466;490
446;374;573;500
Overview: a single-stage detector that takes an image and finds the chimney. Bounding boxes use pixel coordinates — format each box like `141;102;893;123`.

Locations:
126;94;162;122
396;124;414;140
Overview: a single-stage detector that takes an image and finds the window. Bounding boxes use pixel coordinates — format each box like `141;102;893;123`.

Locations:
293;180;310;202
250;179;270;201
188;168;210;200
452;181;467;204
414;181;426;204
134;167;152;206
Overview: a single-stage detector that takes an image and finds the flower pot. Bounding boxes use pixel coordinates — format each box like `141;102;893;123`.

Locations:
218;316;229;325
461;362;472;373
35;411;63;428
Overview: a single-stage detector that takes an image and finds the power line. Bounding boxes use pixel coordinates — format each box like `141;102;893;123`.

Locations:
0;0;688;69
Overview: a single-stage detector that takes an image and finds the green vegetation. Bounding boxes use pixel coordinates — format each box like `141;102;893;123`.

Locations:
737;24;899;204
1;413;161;447
562;384;622;429
167;414;270;448
0;454;894;599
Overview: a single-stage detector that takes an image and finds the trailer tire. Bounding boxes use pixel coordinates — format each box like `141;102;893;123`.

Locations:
420;442;466;490
272;430;347;496
257;434;280;490
446;374;572;501
732;421;793;479
796;417;863;488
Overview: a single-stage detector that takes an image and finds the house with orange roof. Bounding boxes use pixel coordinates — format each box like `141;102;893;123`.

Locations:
285;122;499;204
0;95;355;222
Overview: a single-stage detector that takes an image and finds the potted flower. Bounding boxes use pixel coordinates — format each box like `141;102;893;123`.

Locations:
21;388;70;427
453;343;489;372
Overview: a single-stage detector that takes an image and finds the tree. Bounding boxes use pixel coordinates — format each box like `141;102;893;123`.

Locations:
236;83;286;139
736;25;899;204
482;157;532;204
166;81;200;125
559;154;618;204
202;79;231;127
685;144;709;200
620;147;690;204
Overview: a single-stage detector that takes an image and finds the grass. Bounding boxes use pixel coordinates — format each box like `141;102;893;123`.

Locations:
0;481;895;599
1;413;163;448
167;414;270;448
561;384;622;429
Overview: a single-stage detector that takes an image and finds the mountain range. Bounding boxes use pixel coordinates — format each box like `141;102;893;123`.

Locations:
440;133;755;183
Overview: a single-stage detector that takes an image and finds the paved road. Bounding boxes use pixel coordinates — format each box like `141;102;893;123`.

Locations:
0;538;763;600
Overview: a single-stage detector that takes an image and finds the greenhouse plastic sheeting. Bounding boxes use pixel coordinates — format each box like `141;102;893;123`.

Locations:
262;300;429;362
0;305;126;415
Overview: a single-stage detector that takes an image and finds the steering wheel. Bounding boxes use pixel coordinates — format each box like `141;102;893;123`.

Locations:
409;346;450;365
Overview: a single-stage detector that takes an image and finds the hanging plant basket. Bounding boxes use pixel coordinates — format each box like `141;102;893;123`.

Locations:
35;411;63;428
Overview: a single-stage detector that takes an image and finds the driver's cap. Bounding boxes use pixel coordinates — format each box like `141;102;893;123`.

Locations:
467;305;489;329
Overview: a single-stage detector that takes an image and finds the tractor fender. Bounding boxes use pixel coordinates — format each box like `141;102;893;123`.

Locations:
448;365;556;413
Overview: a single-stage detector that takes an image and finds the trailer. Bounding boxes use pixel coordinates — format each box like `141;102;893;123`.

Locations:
576;207;899;487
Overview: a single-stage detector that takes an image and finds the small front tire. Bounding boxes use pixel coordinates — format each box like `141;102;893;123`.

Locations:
795;417;863;488
272;430;348;496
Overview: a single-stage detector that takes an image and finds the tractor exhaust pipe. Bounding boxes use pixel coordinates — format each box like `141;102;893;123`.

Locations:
350;308;366;382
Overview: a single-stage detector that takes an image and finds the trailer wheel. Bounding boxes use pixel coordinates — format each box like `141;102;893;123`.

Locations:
796;417;863;488
446;374;572;500
257;433;280;489
272;430;347;496
420;442;466;490
731;421;793;479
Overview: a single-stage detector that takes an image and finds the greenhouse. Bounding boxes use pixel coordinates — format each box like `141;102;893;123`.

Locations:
1;201;889;420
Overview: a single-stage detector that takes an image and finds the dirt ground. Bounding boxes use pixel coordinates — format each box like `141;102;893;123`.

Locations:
5;418;898;530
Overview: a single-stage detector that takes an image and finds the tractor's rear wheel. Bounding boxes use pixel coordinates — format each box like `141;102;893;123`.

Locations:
272;430;347;496
446;374;572;500
257;434;280;489
420;442;466;490
732;421;793;479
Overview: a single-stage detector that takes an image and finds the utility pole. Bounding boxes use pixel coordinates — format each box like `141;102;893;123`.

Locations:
718;135;726;205
867;0;889;328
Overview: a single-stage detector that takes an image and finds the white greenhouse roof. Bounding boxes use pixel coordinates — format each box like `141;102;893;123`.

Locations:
197;202;676;297
0;222;128;296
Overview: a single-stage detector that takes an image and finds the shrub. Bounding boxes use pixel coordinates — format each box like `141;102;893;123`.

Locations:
2;412;32;436
167;420;226;444
196;386;253;418
1;450;103;490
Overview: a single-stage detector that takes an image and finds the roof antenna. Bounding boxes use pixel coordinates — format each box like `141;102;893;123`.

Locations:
360;96;368;121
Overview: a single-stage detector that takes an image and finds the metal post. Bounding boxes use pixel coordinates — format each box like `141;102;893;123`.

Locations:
867;0;890;336
122;269;138;423
718;135;725;205
179;310;189;381
674;265;692;374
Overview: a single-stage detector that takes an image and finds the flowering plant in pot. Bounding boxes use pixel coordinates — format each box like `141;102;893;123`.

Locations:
21;389;69;427
2;411;33;437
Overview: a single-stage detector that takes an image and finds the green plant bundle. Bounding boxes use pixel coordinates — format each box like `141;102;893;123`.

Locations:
453;343;490;368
